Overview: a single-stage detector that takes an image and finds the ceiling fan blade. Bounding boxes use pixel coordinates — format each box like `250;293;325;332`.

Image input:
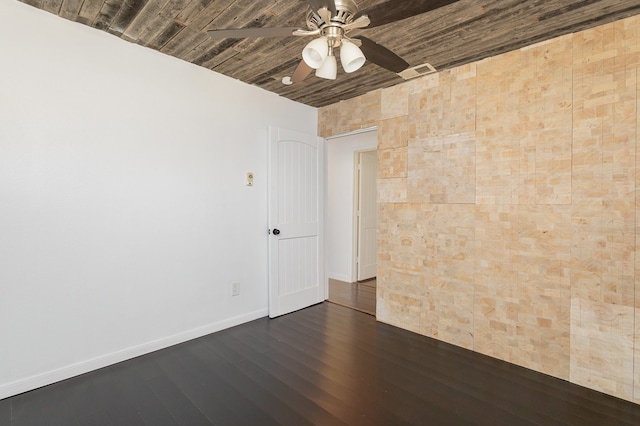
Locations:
358;37;410;73
342;15;370;32
355;0;460;28
291;60;314;83
293;28;321;37
307;0;337;16
207;27;300;39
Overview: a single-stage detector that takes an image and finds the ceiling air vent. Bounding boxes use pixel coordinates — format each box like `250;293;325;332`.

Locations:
397;62;437;80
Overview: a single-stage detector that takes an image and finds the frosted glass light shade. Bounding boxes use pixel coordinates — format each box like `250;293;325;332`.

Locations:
302;37;329;69
340;40;366;73
315;55;337;80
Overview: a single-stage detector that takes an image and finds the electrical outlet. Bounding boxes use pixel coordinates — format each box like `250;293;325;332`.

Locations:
232;282;240;297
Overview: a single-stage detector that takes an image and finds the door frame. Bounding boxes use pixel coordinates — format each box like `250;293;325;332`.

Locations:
352;149;377;282
325;127;377;284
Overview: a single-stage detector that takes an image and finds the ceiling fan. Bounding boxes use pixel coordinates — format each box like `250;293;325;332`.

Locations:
207;0;458;83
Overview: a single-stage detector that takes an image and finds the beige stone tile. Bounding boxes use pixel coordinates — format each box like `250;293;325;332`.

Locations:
476;35;572;206
474;204;571;378
476;134;532;205
317;99;357;137
377;178;407;203
406;74;439;131
318;105;332;137
571;20;638;400
377;203;426;334
377;286;423;335
407;132;476;204
408;68;476;139
635;17;640;403
572;16;637;310
317;90;382;137
356;90;382;130
381;83;409;120
419;204;475;350
637;65;640;312
570;299;634;401
378;147;407;179
635;307;640;403
379;116;408;150
378;203;476;345
535;127;572;205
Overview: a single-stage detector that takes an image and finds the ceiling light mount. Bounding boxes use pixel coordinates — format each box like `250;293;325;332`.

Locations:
302;23;365;79
300;0;368;80
321;25;344;44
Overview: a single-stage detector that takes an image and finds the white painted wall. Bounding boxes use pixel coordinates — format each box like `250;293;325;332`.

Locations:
0;0;317;399
326;130;377;283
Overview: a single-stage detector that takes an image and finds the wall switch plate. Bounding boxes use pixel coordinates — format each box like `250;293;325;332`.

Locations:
232;282;240;296
246;172;254;186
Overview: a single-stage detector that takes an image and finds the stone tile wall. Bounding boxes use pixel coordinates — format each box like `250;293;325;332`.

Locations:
318;15;640;403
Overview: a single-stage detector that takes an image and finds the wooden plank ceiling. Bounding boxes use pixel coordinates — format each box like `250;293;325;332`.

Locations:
20;0;640;107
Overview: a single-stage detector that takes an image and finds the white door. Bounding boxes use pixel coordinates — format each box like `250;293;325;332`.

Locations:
268;127;325;318
357;150;377;281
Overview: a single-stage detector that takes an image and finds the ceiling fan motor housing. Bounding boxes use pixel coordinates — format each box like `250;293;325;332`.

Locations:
306;0;358;30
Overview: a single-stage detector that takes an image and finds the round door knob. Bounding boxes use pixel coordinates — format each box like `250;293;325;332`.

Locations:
272;229;280;235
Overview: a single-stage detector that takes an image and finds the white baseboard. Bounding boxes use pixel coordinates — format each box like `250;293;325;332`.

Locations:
328;272;351;282
0;308;268;400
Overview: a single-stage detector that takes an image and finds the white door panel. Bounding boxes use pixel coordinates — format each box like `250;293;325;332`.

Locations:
268;127;325;318
357;150;377;281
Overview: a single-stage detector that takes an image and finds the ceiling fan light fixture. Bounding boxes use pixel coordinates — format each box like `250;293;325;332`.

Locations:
340;39;366;73
302;37;329;69
315;55;337;80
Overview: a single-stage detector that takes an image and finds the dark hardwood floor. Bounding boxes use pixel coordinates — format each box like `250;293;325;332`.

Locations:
2;302;640;425
327;278;376;316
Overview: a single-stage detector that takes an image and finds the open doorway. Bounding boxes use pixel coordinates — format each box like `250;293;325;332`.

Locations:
355;150;377;282
326;129;377;315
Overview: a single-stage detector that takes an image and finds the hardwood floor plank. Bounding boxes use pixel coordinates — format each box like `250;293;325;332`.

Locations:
270;311;535;425
111;363;179;426
146;375;213;425
372;321;635;424
58;375;106;419
188;347;313;425
81;372;146;425
199;332;351;425
366;344;549;422
0;398;11;426
125;354;167;381
9;391;55;426
239;314;533;424
209;353;348;425
370;325;596;424
3;302;640;425
76;410;115;426
155;345;282;425
205;329;396;425
268;306;640;426
10;382;81;426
